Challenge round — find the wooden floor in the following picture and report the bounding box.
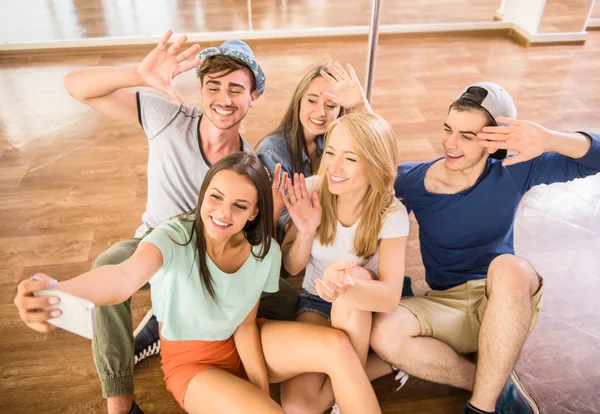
[0,0,501,44]
[1,31,600,413]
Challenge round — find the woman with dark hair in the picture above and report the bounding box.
[14,152,381,414]
[257,62,372,241]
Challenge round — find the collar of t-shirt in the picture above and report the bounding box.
[197,114,244,167]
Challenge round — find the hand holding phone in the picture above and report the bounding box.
[34,289,97,340]
[14,274,97,340]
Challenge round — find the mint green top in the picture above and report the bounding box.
[141,216,281,341]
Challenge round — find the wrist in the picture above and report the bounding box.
[132,66,149,88]
[543,129,560,153]
[297,230,316,239]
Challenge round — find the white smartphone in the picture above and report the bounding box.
[33,289,97,340]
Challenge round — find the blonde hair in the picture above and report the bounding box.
[316,113,398,258]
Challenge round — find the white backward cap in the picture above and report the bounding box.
[457,82,517,125]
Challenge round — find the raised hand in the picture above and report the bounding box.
[320,62,372,112]
[477,117,554,167]
[280,173,322,236]
[136,30,201,103]
[270,163,289,225]
[13,274,61,333]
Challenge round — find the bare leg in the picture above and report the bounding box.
[280,312,333,414]
[370,306,475,390]
[184,369,283,414]
[330,267,373,367]
[470,255,540,412]
[261,321,381,414]
[366,353,393,381]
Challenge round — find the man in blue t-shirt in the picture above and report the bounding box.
[369,82,600,414]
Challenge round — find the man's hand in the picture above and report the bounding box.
[477,117,554,167]
[136,30,201,103]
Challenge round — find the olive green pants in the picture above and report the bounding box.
[91,236,299,398]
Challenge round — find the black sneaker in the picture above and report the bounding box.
[129,401,144,414]
[134,309,160,364]
[495,370,540,414]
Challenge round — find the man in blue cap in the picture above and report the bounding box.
[60,30,297,414]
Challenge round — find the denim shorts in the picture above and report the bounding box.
[295,289,332,320]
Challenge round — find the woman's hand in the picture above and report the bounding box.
[13,274,61,333]
[315,261,356,302]
[320,62,372,113]
[270,163,289,225]
[280,173,322,237]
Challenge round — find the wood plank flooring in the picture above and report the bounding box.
[0,0,501,44]
[1,31,600,413]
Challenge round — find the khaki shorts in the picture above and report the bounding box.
[399,277,544,355]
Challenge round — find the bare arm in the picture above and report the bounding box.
[478,118,593,166]
[281,223,313,276]
[64,66,143,121]
[14,242,164,333]
[316,237,407,313]
[279,174,322,275]
[545,130,592,159]
[57,242,163,306]
[342,237,407,313]
[233,301,269,393]
[63,30,200,122]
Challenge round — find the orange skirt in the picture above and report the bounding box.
[160,318,266,409]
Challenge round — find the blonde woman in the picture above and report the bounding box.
[279,113,410,413]
[257,62,371,242]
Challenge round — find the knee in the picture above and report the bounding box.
[91,249,115,269]
[346,265,375,281]
[91,240,136,269]
[487,254,538,297]
[319,328,357,366]
[370,312,411,363]
[280,390,315,414]
[281,380,323,414]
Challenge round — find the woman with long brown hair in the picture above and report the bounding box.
[14,152,381,414]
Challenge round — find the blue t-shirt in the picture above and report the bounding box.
[141,216,281,340]
[395,132,600,290]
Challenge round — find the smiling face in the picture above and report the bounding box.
[299,76,341,140]
[200,68,258,131]
[442,109,490,172]
[320,124,369,197]
[200,169,259,241]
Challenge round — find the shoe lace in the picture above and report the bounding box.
[392,366,409,391]
[134,340,161,364]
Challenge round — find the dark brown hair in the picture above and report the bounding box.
[197,55,256,93]
[175,152,273,301]
[449,98,496,127]
[448,89,506,159]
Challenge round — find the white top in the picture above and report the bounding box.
[302,176,410,295]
